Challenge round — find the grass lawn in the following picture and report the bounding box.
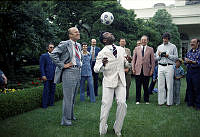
[0,78,199,137]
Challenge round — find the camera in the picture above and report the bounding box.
[161,52,166,57]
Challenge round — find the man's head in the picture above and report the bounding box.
[81,42,88,52]
[162,32,171,44]
[47,43,54,53]
[101,32,115,45]
[190,38,199,50]
[68,27,80,42]
[91,39,96,47]
[119,38,126,47]
[141,35,148,46]
[136,40,141,47]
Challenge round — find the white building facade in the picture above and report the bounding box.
[134,0,200,57]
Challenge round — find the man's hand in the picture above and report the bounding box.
[102,57,108,66]
[132,70,136,75]
[64,62,73,68]
[124,68,129,73]
[184,58,195,64]
[42,76,47,81]
[150,71,153,76]
[153,79,157,82]
[125,55,132,63]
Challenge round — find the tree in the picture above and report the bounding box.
[149,9,181,52]
[0,1,59,73]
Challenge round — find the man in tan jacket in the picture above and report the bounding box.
[119,38,132,100]
[132,35,155,104]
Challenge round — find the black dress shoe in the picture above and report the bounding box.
[72,117,77,121]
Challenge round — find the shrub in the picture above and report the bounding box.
[0,84,63,120]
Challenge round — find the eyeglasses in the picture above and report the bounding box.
[49,47,54,49]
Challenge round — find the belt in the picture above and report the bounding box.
[71,65,80,68]
[159,63,173,66]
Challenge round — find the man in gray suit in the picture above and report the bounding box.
[50,27,82,126]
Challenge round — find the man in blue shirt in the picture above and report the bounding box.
[87,39,101,96]
[185,38,200,110]
[39,43,56,108]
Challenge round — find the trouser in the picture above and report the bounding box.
[61,68,80,125]
[158,65,174,105]
[42,80,56,108]
[186,68,200,108]
[87,61,99,96]
[80,76,95,102]
[173,79,181,105]
[135,73,150,102]
[125,73,131,100]
[148,78,156,94]
[99,80,127,134]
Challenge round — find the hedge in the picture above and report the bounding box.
[0,84,63,120]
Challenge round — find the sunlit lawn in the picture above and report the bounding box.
[0,78,199,137]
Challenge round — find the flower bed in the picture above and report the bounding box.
[0,84,63,120]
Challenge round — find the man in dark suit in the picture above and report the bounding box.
[39,43,56,108]
[50,27,82,126]
[132,35,155,104]
[87,39,101,96]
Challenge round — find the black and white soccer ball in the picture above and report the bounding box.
[100,12,114,25]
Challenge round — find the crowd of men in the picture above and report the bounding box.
[37,27,200,137]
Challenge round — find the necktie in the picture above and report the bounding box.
[112,44,117,58]
[92,47,95,61]
[142,46,145,57]
[75,43,81,66]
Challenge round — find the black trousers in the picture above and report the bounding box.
[135,73,150,102]
[186,68,200,108]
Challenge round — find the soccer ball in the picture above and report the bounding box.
[100,12,114,25]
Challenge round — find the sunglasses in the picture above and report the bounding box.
[49,47,54,49]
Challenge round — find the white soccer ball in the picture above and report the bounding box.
[100,12,114,25]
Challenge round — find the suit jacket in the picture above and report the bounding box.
[94,45,129,88]
[50,40,81,83]
[87,46,101,61]
[132,46,155,76]
[124,47,132,75]
[39,53,56,80]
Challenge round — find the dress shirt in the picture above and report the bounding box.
[141,45,147,54]
[156,42,178,65]
[81,52,92,76]
[70,40,81,66]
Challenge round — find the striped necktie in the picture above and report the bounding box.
[75,43,81,66]
[112,44,117,58]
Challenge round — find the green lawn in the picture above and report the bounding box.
[0,78,200,137]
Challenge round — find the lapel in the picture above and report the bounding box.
[67,40,73,59]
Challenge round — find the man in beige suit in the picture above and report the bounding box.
[94,32,129,137]
[119,38,132,100]
[132,35,155,104]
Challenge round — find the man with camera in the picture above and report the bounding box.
[156,32,178,106]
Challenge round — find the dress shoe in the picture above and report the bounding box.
[61,121,72,126]
[136,102,140,104]
[72,117,77,121]
[116,132,122,137]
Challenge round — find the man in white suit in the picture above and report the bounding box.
[94,32,129,137]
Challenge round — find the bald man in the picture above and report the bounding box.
[50,27,82,126]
